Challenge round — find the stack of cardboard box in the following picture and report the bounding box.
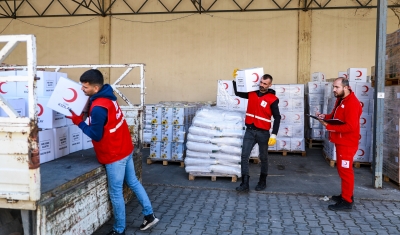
[0,71,92,164]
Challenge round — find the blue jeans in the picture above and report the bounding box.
[105,152,153,233]
[241,128,270,176]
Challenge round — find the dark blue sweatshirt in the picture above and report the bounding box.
[78,84,116,142]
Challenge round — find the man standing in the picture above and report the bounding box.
[66,69,159,234]
[316,77,362,211]
[233,74,281,192]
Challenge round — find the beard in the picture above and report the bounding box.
[259,86,267,93]
[334,90,344,98]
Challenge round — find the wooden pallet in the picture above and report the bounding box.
[188,172,237,182]
[372,77,400,87]
[383,175,400,187]
[143,143,151,148]
[269,150,306,157]
[306,138,323,149]
[146,157,184,167]
[249,157,260,164]
[323,152,371,168]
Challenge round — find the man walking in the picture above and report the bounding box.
[316,77,362,211]
[233,74,281,192]
[66,69,159,234]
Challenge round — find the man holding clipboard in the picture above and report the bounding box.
[315,77,362,212]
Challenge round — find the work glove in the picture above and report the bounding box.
[66,109,84,126]
[268,134,277,146]
[232,68,239,78]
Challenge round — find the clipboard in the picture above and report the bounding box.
[307,114,345,125]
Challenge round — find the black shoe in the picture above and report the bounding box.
[106,229,125,235]
[255,173,267,191]
[328,199,353,211]
[331,194,354,204]
[236,175,250,192]
[140,213,159,231]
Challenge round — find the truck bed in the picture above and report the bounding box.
[39,148,102,194]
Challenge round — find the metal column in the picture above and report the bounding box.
[373,0,387,188]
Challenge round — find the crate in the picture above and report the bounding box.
[188,172,237,182]
[146,157,184,167]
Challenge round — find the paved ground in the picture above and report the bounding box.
[93,147,400,235]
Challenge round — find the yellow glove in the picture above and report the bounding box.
[268,134,277,146]
[232,68,239,78]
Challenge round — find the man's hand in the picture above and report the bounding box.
[268,134,277,146]
[66,109,84,125]
[315,112,325,119]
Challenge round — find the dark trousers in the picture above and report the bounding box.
[240,128,270,176]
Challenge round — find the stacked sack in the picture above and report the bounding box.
[185,106,245,177]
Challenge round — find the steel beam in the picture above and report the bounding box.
[373,0,387,188]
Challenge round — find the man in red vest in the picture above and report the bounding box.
[233,74,281,192]
[66,69,159,235]
[316,77,362,211]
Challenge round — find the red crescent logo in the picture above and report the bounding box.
[223,83,228,90]
[284,101,288,107]
[363,85,369,92]
[356,70,362,77]
[297,141,301,147]
[37,103,44,116]
[235,98,240,105]
[359,134,362,140]
[285,128,289,135]
[360,102,364,107]
[283,141,286,146]
[360,118,366,124]
[322,74,325,80]
[0,82,7,94]
[63,88,78,103]
[296,87,301,93]
[282,114,286,120]
[358,149,365,156]
[252,73,259,82]
[313,84,317,88]
[296,114,300,120]
[344,74,348,78]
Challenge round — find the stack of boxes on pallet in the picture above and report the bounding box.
[322,68,374,163]
[306,72,326,140]
[0,70,93,164]
[383,85,400,184]
[146,102,200,161]
[271,83,305,151]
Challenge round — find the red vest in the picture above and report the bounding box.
[245,92,278,131]
[90,98,134,164]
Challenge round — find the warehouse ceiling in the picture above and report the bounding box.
[0,0,399,18]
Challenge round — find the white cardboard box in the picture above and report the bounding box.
[235,67,264,92]
[355,82,373,99]
[0,80,17,97]
[311,72,325,82]
[217,80,234,96]
[82,133,93,150]
[290,138,305,151]
[17,70,57,97]
[338,71,348,79]
[0,98,26,117]
[149,141,161,158]
[53,126,70,159]
[276,138,291,151]
[307,82,323,94]
[354,145,370,162]
[347,68,367,82]
[274,85,291,98]
[230,96,247,111]
[37,97,66,129]
[47,77,89,116]
[39,129,55,164]
[160,141,172,159]
[289,84,305,98]
[69,125,83,153]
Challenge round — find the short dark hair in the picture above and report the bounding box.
[262,74,273,81]
[336,77,349,87]
[80,69,104,86]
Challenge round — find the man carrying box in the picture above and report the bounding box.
[66,69,159,234]
[233,73,281,192]
[316,77,362,212]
